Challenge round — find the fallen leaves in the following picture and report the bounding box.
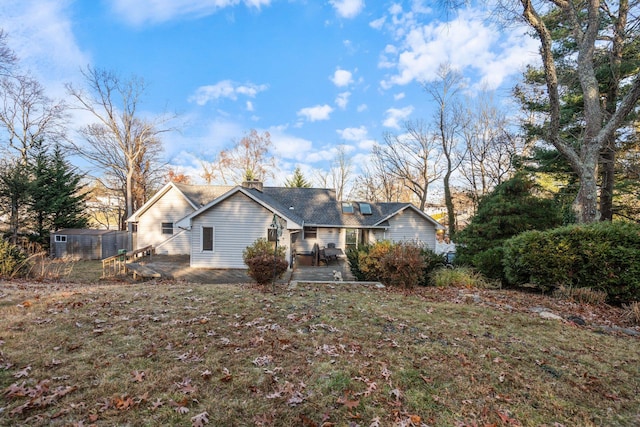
[131,370,145,382]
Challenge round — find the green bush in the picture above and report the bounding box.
[503,221,640,304]
[419,248,447,286]
[243,238,288,285]
[346,245,369,281]
[456,173,564,282]
[0,240,28,278]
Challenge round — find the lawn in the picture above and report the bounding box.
[1,278,638,426]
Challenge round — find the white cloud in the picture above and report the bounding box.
[394,92,405,100]
[370,16,386,30]
[335,91,351,109]
[379,7,538,90]
[1,0,90,90]
[337,126,367,141]
[357,104,368,112]
[358,139,376,150]
[331,68,354,87]
[297,104,334,122]
[246,101,254,111]
[189,80,268,105]
[110,0,272,26]
[383,106,414,128]
[329,0,365,19]
[268,126,314,161]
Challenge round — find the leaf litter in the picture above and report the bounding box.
[0,280,638,426]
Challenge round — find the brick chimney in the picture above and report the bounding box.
[241,180,263,192]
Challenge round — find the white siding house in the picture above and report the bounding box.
[127,182,443,269]
[373,207,438,251]
[130,185,196,255]
[189,192,287,268]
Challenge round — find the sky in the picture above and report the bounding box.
[0,0,540,187]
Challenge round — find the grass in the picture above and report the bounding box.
[1,279,639,426]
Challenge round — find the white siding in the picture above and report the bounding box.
[374,209,437,250]
[136,186,194,254]
[294,227,341,253]
[190,192,278,268]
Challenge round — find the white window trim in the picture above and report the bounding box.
[55,235,67,243]
[200,225,215,253]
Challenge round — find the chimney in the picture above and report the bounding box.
[241,180,263,192]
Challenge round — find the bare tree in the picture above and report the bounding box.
[201,129,276,184]
[351,152,406,202]
[0,29,17,78]
[512,0,640,222]
[66,66,172,229]
[459,89,522,208]
[330,145,353,200]
[423,64,465,234]
[0,73,68,163]
[374,120,443,210]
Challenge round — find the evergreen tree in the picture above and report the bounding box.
[0,158,30,243]
[456,173,564,281]
[284,166,312,188]
[28,142,89,245]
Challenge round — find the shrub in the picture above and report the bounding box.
[430,267,492,288]
[379,242,425,288]
[419,248,447,286]
[346,245,368,281]
[358,240,393,282]
[0,239,28,278]
[503,221,640,304]
[243,238,288,285]
[456,173,564,282]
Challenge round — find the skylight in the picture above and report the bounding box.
[342,202,354,214]
[359,203,372,215]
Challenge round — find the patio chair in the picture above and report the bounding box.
[318,248,329,266]
[327,242,336,249]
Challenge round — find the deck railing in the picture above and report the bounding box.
[101,245,154,278]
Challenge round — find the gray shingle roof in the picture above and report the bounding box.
[171,183,430,228]
[173,183,234,207]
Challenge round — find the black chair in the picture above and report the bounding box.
[327,242,336,249]
[318,248,329,266]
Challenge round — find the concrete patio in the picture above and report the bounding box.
[138,254,355,284]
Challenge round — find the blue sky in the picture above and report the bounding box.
[1,0,539,186]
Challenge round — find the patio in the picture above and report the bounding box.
[138,254,355,284]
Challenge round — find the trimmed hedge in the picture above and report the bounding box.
[503,221,640,304]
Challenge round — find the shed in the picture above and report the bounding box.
[50,229,130,260]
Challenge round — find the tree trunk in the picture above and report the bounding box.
[599,142,615,221]
[574,152,600,223]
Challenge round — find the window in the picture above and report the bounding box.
[162,222,173,235]
[342,202,354,214]
[304,226,317,239]
[55,235,67,243]
[359,203,372,215]
[202,226,214,251]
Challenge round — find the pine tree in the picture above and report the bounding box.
[284,167,312,188]
[29,142,89,244]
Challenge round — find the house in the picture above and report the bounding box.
[50,229,129,260]
[126,180,444,269]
